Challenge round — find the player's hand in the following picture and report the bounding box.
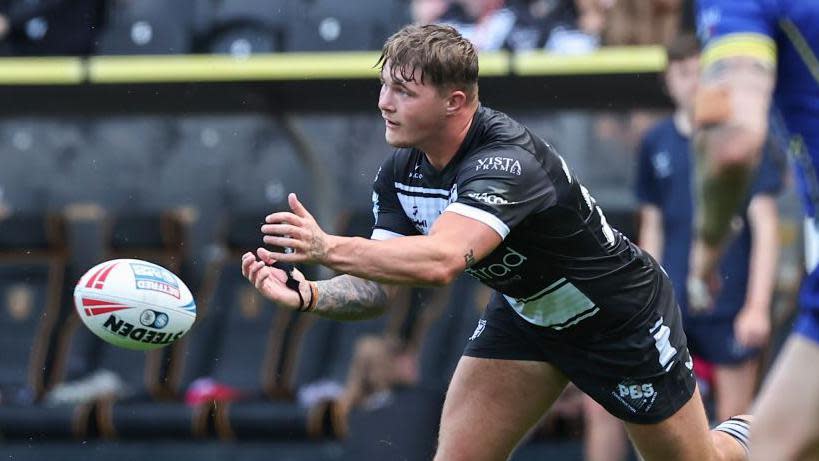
[261,193,331,264]
[734,305,770,349]
[687,240,722,313]
[241,248,311,310]
[0,15,9,40]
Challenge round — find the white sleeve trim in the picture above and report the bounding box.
[371,228,405,240]
[444,203,510,239]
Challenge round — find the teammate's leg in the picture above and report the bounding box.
[625,387,748,461]
[583,395,629,461]
[751,335,819,461]
[433,356,569,461]
[713,359,759,421]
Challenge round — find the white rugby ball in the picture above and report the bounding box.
[73,259,196,351]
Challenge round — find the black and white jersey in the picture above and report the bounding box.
[371,106,660,335]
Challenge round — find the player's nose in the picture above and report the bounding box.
[378,88,395,113]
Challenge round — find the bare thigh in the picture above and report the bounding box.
[625,386,745,461]
[434,356,569,461]
[713,359,759,421]
[752,335,819,461]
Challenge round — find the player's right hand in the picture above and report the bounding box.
[241,249,310,310]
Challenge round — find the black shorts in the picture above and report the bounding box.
[463,272,696,424]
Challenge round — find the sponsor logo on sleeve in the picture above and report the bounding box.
[467,192,508,205]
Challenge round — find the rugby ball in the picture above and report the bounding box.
[73,259,196,351]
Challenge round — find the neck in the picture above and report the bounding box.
[421,104,478,170]
[673,109,693,137]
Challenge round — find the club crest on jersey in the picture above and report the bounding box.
[476,156,522,175]
[696,6,720,42]
[130,263,180,299]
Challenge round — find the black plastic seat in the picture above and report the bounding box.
[97,0,194,54]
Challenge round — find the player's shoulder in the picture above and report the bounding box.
[643,117,677,142]
[458,106,556,178]
[477,106,529,144]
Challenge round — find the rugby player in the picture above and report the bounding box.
[243,24,750,461]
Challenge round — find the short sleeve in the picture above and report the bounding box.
[371,154,419,240]
[749,141,784,197]
[445,147,555,239]
[635,133,662,207]
[696,0,777,70]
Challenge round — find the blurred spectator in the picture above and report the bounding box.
[330,285,460,414]
[336,334,419,412]
[637,33,781,421]
[576,0,684,46]
[573,0,608,39]
[0,0,106,56]
[582,33,783,461]
[411,0,451,25]
[433,0,594,53]
[438,0,518,51]
[510,0,597,53]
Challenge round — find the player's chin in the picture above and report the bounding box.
[384,134,412,148]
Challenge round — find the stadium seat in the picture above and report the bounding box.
[331,115,390,213]
[197,20,282,55]
[97,0,194,54]
[222,127,311,217]
[417,276,485,391]
[0,120,83,213]
[341,387,444,460]
[83,117,176,212]
[204,0,291,29]
[95,398,214,439]
[285,0,408,51]
[214,399,332,440]
[0,213,90,439]
[0,404,94,440]
[194,0,289,54]
[0,213,67,402]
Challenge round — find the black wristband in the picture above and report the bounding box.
[272,260,307,311]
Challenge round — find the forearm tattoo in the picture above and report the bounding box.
[464,248,476,268]
[696,165,752,246]
[314,275,390,320]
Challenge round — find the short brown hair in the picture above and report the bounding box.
[377,24,479,101]
[666,33,701,63]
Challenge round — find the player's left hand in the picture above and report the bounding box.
[261,193,331,264]
[734,305,771,349]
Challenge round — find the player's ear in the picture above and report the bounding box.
[445,90,467,115]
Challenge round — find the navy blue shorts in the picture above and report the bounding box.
[683,315,760,365]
